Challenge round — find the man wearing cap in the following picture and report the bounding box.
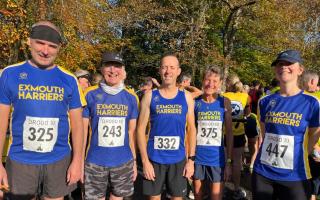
[74,69,91,91]
[137,53,196,200]
[82,52,139,200]
[0,21,86,199]
[252,50,320,200]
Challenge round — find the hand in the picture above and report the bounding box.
[133,161,138,182]
[142,160,155,181]
[224,164,232,182]
[80,161,85,184]
[0,164,8,191]
[183,160,194,179]
[67,159,82,185]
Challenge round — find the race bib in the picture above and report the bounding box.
[260,133,294,170]
[197,121,222,146]
[154,136,180,150]
[98,117,125,147]
[23,116,59,153]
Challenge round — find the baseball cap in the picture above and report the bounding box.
[271,50,303,66]
[101,52,124,66]
[74,69,90,80]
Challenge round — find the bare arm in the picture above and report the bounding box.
[136,91,155,180]
[184,85,203,99]
[128,119,137,181]
[308,127,320,154]
[224,98,233,160]
[0,104,10,188]
[183,91,196,178]
[67,108,84,185]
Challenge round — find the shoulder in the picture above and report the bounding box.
[56,66,79,82]
[2,61,27,74]
[84,85,99,97]
[124,88,139,104]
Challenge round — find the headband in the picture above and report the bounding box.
[30,25,62,45]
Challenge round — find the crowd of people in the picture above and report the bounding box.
[0,20,320,200]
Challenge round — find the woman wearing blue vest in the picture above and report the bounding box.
[193,66,233,200]
[252,50,320,200]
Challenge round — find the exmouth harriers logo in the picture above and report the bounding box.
[19,72,28,79]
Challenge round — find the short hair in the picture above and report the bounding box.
[300,70,319,89]
[160,52,180,67]
[252,80,261,87]
[178,73,192,84]
[233,81,243,92]
[202,66,222,81]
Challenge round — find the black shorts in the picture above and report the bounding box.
[245,115,260,138]
[234,134,246,148]
[224,134,246,148]
[194,164,224,183]
[251,172,311,200]
[143,159,187,197]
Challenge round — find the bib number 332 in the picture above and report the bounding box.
[154,136,180,150]
[23,116,59,153]
[260,133,294,170]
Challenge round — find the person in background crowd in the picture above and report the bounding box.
[178,72,203,99]
[75,69,91,91]
[223,77,250,200]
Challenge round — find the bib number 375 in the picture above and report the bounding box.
[23,116,59,153]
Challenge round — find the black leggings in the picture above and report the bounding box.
[251,172,311,200]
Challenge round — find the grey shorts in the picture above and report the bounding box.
[84,160,134,199]
[194,164,224,183]
[5,155,76,200]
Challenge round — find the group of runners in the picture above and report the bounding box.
[0,20,320,200]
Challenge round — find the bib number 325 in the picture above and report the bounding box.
[23,116,59,153]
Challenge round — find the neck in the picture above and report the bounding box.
[279,81,301,96]
[28,59,55,70]
[203,93,218,103]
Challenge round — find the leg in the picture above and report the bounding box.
[149,195,161,200]
[232,146,244,191]
[277,179,311,200]
[43,155,78,199]
[251,172,274,200]
[5,157,39,200]
[167,160,188,198]
[110,160,134,199]
[248,137,258,168]
[83,162,109,200]
[210,182,223,200]
[193,179,203,200]
[143,161,166,198]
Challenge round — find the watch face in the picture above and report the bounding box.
[189,156,195,161]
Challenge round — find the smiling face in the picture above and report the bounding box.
[274,60,303,84]
[159,56,181,86]
[101,62,125,87]
[28,38,61,68]
[202,72,222,96]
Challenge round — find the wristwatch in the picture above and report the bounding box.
[188,156,196,161]
[226,158,232,165]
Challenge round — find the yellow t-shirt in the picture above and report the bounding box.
[222,92,249,136]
